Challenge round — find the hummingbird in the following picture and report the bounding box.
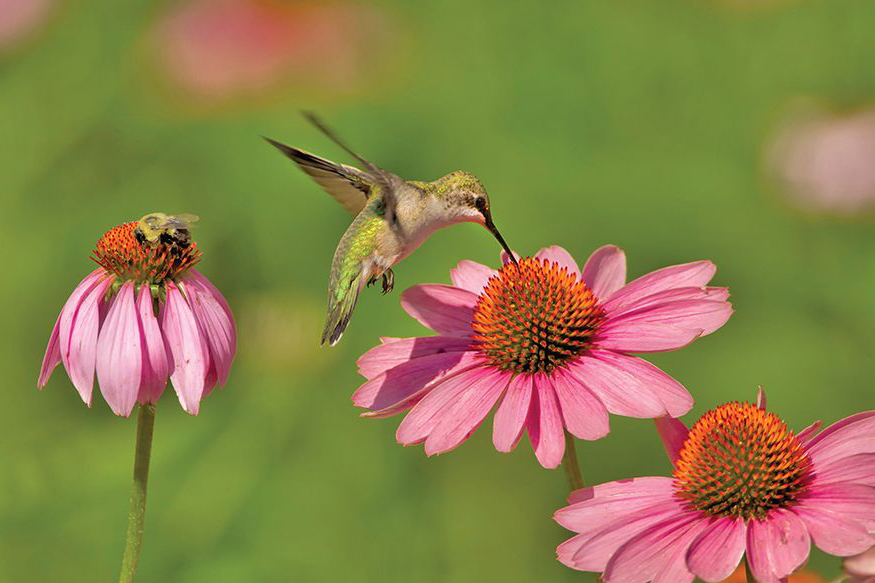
[265,113,516,346]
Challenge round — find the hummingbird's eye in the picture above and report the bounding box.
[474,196,486,211]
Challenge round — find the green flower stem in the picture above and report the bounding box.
[118,403,156,583]
[562,431,585,491]
[744,556,756,583]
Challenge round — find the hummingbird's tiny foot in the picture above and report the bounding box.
[381,269,395,294]
[366,275,378,288]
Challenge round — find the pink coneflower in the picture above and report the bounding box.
[353,245,731,468]
[555,391,875,583]
[38,219,236,416]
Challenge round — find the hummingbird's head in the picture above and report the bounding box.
[434,171,516,262]
[435,171,491,223]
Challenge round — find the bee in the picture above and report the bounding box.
[134,212,199,248]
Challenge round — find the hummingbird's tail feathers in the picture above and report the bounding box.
[321,273,364,346]
[264,136,372,215]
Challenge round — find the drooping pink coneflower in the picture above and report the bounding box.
[555,390,875,583]
[353,245,732,468]
[38,219,236,416]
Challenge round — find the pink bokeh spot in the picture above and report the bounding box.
[769,108,875,215]
[153,0,382,99]
[352,244,732,469]
[0,0,52,50]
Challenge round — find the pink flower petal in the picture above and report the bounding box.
[357,336,471,379]
[96,282,142,417]
[60,273,112,406]
[557,477,676,528]
[796,420,823,444]
[802,483,875,530]
[602,511,706,583]
[807,412,875,468]
[598,299,732,352]
[395,366,491,445]
[654,416,689,466]
[757,385,767,410]
[423,368,511,456]
[183,272,234,397]
[844,547,875,578]
[492,374,533,452]
[449,260,497,295]
[608,286,729,314]
[746,509,810,583]
[603,260,717,314]
[566,355,662,419]
[582,245,626,301]
[534,245,580,277]
[400,284,477,336]
[794,505,875,557]
[794,483,875,555]
[653,524,712,583]
[161,281,209,415]
[685,516,746,582]
[572,351,693,418]
[557,498,685,573]
[595,323,703,353]
[526,375,565,469]
[598,354,692,417]
[186,269,235,328]
[352,350,480,413]
[814,453,875,487]
[136,285,169,403]
[551,368,609,441]
[57,270,107,365]
[806,411,875,448]
[38,313,61,388]
[500,249,520,265]
[183,278,236,387]
[203,360,219,398]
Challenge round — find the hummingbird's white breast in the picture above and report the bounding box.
[390,189,460,263]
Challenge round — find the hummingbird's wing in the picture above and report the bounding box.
[300,112,399,232]
[264,138,372,215]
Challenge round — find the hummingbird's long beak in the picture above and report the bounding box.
[483,212,518,265]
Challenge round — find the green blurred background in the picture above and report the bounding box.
[3,0,875,581]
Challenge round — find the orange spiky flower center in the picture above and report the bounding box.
[92,222,200,285]
[471,257,605,374]
[673,401,813,520]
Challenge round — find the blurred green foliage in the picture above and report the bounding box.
[3,0,875,581]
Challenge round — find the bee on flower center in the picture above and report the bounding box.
[134,212,199,249]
